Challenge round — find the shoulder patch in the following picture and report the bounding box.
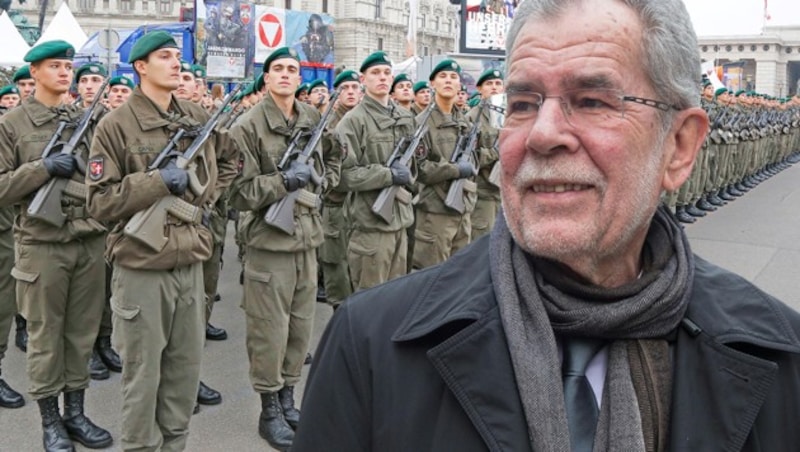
[88,157,104,181]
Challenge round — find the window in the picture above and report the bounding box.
[436,48,442,55]
[423,46,429,56]
[375,0,383,19]
[322,0,328,13]
[102,0,108,10]
[120,0,132,11]
[377,37,384,51]
[434,16,439,31]
[77,0,95,11]
[159,0,171,14]
[143,0,149,11]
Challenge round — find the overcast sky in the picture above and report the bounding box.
[683,0,800,36]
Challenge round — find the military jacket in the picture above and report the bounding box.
[87,88,231,270]
[229,92,337,253]
[466,103,500,201]
[322,102,353,205]
[0,96,105,244]
[416,103,476,215]
[336,95,416,232]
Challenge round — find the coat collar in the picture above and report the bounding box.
[127,87,192,132]
[258,92,318,137]
[22,96,76,127]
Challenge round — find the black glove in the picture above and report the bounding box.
[42,153,76,178]
[389,160,411,186]
[159,160,189,196]
[282,160,312,191]
[456,161,476,179]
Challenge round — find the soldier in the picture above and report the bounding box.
[228,46,340,450]
[335,52,416,291]
[192,64,207,104]
[75,62,107,109]
[13,65,35,101]
[86,31,235,450]
[467,68,504,240]
[0,86,21,109]
[175,61,197,101]
[456,83,469,113]
[307,78,329,112]
[390,73,414,110]
[412,59,476,270]
[295,82,310,103]
[411,80,431,114]
[0,40,113,450]
[319,69,360,309]
[107,76,134,109]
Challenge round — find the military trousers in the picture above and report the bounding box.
[111,263,205,452]
[243,247,316,393]
[203,242,223,323]
[12,236,105,400]
[98,262,113,338]
[412,210,471,270]
[319,204,352,306]
[0,229,14,372]
[347,229,407,293]
[471,197,499,241]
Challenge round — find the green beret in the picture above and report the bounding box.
[191,64,206,79]
[295,82,310,97]
[469,91,480,100]
[477,69,503,86]
[254,73,265,92]
[179,61,194,74]
[263,47,299,72]
[0,85,20,98]
[413,81,430,94]
[390,73,411,93]
[75,63,107,80]
[734,90,745,97]
[702,80,712,87]
[12,65,31,82]
[360,51,392,73]
[714,87,728,97]
[109,76,134,89]
[128,31,179,64]
[429,59,461,81]
[24,40,75,63]
[459,84,468,93]
[308,79,327,92]
[241,82,255,97]
[467,97,481,108]
[334,70,359,89]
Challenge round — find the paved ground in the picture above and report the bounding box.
[1,161,799,451]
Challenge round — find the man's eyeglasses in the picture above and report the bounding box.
[489,88,681,129]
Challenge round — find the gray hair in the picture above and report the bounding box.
[506,0,701,112]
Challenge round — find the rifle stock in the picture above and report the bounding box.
[444,102,485,213]
[27,81,109,227]
[370,101,436,223]
[123,84,242,251]
[264,89,341,234]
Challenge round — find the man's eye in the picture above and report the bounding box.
[508,99,538,115]
[572,94,615,110]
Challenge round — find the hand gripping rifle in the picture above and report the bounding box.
[123,84,241,252]
[264,88,341,235]
[371,100,436,224]
[444,101,486,214]
[28,79,109,227]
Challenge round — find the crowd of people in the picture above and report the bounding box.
[1,0,800,450]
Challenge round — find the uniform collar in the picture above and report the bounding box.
[127,87,189,132]
[22,96,75,127]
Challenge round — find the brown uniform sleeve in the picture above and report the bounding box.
[0,120,52,208]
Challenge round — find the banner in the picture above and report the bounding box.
[460,0,520,55]
[254,6,334,68]
[197,0,255,79]
[701,60,725,91]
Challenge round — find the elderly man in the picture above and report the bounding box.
[294,0,800,451]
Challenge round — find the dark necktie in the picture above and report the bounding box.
[562,337,605,452]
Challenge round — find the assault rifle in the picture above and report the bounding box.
[370,100,435,223]
[123,84,241,252]
[444,101,485,214]
[28,79,109,227]
[264,88,341,235]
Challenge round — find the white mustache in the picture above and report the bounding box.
[512,157,603,188]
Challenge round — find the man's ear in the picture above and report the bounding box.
[662,107,709,192]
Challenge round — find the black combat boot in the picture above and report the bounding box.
[36,396,74,452]
[88,350,109,381]
[14,314,27,352]
[205,323,228,341]
[258,392,294,450]
[0,377,24,408]
[674,206,696,224]
[718,188,736,201]
[197,381,222,405]
[684,204,706,218]
[707,193,726,206]
[278,386,300,430]
[727,185,744,197]
[94,336,122,373]
[696,197,716,212]
[62,389,113,449]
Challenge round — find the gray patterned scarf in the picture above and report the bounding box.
[490,205,693,451]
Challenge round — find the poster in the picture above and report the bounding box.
[196,0,255,79]
[254,6,335,68]
[460,0,523,55]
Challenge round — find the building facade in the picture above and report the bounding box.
[15,0,458,72]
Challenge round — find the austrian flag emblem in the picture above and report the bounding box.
[88,157,104,181]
